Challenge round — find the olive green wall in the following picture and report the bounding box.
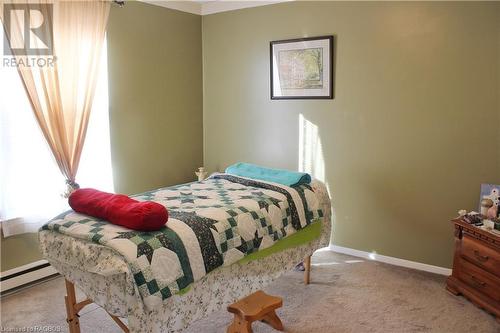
[1,234,43,272]
[202,2,500,268]
[108,2,203,195]
[1,2,203,272]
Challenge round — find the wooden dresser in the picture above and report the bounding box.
[446,218,500,319]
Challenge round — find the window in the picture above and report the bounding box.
[0,34,113,236]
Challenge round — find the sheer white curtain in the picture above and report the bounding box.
[0,35,114,236]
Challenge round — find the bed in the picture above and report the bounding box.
[39,173,332,333]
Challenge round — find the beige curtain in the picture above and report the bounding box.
[3,1,110,194]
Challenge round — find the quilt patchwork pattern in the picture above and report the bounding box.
[42,174,323,309]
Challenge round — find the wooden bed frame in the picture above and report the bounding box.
[64,255,312,333]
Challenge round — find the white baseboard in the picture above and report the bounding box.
[329,244,452,276]
[0,247,450,293]
[1,260,58,293]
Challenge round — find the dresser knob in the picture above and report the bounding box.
[473,250,489,262]
[470,275,486,287]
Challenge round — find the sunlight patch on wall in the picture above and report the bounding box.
[298,113,335,244]
[298,114,325,182]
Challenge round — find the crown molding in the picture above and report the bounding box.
[140,1,202,15]
[139,1,292,16]
[201,1,292,15]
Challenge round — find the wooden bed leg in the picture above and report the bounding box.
[107,312,130,333]
[304,255,311,285]
[65,279,81,333]
[63,279,129,333]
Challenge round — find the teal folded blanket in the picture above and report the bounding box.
[225,163,311,187]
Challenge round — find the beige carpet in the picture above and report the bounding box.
[1,250,498,332]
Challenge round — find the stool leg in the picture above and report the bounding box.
[227,314,253,333]
[261,310,284,331]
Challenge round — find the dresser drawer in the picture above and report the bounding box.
[461,235,500,277]
[457,258,500,302]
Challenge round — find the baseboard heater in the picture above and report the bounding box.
[1,260,59,294]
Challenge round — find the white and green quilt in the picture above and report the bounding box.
[41,174,323,309]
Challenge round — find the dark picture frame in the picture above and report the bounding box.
[270,35,334,100]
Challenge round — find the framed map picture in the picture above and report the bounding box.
[270,35,333,99]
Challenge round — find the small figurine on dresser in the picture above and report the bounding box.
[458,184,500,234]
[482,184,499,203]
[480,184,500,219]
[480,198,494,216]
[195,167,208,181]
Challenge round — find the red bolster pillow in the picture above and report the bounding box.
[68,188,168,231]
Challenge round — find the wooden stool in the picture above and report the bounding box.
[227,290,284,333]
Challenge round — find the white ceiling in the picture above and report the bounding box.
[140,0,291,16]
